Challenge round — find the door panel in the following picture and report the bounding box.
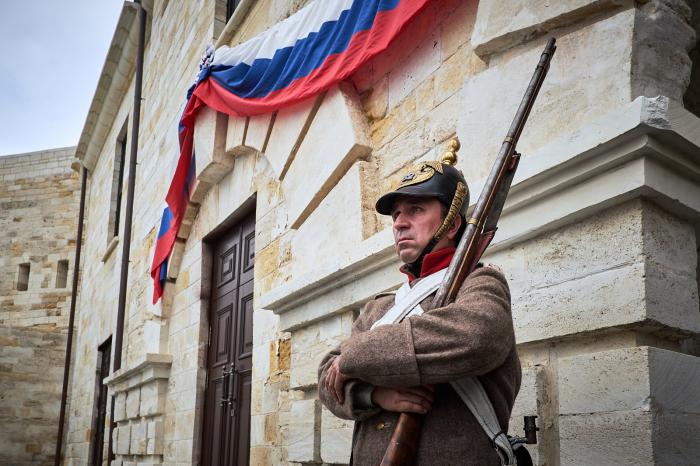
[236,282,254,360]
[233,373,252,466]
[203,375,228,466]
[240,229,255,285]
[202,212,255,466]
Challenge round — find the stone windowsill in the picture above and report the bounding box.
[102,235,120,262]
[104,352,172,393]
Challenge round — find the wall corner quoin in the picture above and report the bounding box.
[103,352,172,462]
[631,0,697,102]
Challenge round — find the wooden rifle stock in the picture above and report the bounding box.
[379,412,422,466]
[380,38,557,466]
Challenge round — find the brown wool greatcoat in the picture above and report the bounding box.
[318,265,521,465]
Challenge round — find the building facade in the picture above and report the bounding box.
[0,147,80,465]
[61,0,700,465]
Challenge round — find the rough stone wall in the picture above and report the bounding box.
[0,147,80,465]
[64,0,700,465]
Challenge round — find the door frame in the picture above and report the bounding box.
[196,196,256,465]
[89,336,112,466]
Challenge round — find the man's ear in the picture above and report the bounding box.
[446,215,462,241]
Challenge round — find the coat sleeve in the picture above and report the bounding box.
[338,266,514,387]
[317,297,391,420]
[318,348,382,421]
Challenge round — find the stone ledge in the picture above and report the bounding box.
[486,96,700,253]
[76,3,139,171]
[105,353,172,393]
[259,228,401,331]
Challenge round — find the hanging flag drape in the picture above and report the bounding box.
[151,0,432,303]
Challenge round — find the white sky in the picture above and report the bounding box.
[0,1,124,156]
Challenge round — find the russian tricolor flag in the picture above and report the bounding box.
[151,0,431,302]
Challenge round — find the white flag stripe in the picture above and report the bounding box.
[212,0,355,67]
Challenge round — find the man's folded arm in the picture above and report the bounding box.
[338,266,514,387]
[317,297,393,420]
[318,349,381,420]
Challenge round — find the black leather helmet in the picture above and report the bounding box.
[375,161,469,216]
[375,139,469,244]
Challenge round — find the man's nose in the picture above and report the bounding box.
[393,212,409,229]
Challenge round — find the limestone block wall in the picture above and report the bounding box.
[63,81,135,465]
[488,199,700,464]
[63,0,235,465]
[255,0,700,464]
[64,0,700,465]
[0,147,80,466]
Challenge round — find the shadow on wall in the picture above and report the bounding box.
[683,3,700,117]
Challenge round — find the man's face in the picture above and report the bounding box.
[391,196,444,264]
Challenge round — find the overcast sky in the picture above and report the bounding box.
[0,1,124,156]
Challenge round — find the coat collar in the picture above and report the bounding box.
[401,247,455,283]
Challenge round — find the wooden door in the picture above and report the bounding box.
[202,213,255,466]
[91,337,111,466]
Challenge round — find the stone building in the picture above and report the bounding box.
[0,147,81,465]
[59,0,700,465]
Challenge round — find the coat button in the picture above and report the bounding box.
[376,422,385,430]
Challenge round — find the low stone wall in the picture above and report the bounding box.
[0,326,67,466]
[106,354,171,465]
[0,147,79,465]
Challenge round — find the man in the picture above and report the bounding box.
[318,149,521,465]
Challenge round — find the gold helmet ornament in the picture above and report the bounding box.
[376,139,469,272]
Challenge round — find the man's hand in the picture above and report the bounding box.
[371,385,435,414]
[325,357,349,403]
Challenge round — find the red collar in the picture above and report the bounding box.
[401,247,455,283]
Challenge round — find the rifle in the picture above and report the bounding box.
[380,37,557,466]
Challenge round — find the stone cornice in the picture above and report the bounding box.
[215,0,257,48]
[75,3,139,172]
[492,96,700,251]
[260,97,700,331]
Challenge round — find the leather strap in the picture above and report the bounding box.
[451,377,516,465]
[370,269,446,330]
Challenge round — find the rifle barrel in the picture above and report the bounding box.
[435,37,556,306]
